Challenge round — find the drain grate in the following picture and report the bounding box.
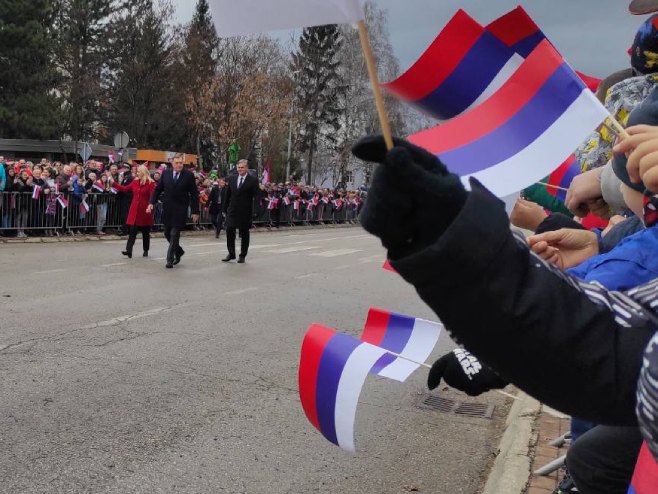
[418,394,494,419]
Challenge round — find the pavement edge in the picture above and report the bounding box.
[482,392,541,494]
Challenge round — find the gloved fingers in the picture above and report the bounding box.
[385,148,461,198]
[427,354,451,390]
[353,135,447,175]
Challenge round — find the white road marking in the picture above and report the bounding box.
[101,262,127,267]
[333,265,352,271]
[187,243,222,248]
[358,254,384,263]
[192,251,216,256]
[294,273,320,280]
[248,244,282,249]
[79,306,174,329]
[310,249,364,258]
[32,269,66,275]
[224,287,259,296]
[265,245,321,254]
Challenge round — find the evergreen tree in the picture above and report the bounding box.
[0,0,61,139]
[105,0,187,150]
[54,0,114,142]
[291,25,344,184]
[182,0,219,168]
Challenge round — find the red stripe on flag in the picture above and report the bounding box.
[383,10,483,101]
[298,324,336,431]
[360,308,392,347]
[547,154,577,197]
[409,40,563,155]
[485,6,538,47]
[630,443,658,494]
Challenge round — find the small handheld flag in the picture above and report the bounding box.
[80,199,90,213]
[57,195,69,209]
[32,185,41,200]
[299,324,388,452]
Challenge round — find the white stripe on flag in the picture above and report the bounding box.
[461,89,609,197]
[209,0,364,38]
[334,342,387,452]
[377,318,443,382]
[461,55,524,116]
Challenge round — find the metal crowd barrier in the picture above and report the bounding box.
[0,191,361,236]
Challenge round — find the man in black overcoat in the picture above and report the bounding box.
[148,153,199,269]
[222,160,258,263]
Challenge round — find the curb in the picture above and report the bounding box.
[482,392,541,494]
[0,223,360,244]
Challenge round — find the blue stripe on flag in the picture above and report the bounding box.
[378,313,415,354]
[416,32,513,120]
[511,31,546,57]
[370,353,397,374]
[441,63,585,176]
[315,333,362,445]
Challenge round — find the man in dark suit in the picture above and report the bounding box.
[207,177,227,239]
[148,153,199,269]
[223,159,258,263]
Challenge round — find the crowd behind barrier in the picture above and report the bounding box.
[0,158,364,237]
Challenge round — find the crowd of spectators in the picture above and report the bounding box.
[0,157,364,238]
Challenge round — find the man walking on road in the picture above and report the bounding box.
[223,159,258,263]
[148,153,199,269]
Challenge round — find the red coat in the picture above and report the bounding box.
[112,180,156,226]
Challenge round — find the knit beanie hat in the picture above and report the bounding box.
[631,15,658,74]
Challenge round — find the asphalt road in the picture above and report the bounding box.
[0,227,510,494]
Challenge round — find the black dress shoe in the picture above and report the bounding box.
[237,256,246,264]
[222,255,236,262]
[143,251,148,257]
[165,262,173,269]
[173,250,185,265]
[122,251,132,259]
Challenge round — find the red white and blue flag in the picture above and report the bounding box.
[628,443,658,494]
[92,181,105,192]
[109,186,118,194]
[261,162,271,185]
[267,197,278,210]
[299,324,388,452]
[486,7,601,91]
[80,199,90,213]
[384,7,601,121]
[360,308,442,382]
[409,41,609,197]
[57,195,69,209]
[282,196,291,206]
[32,185,41,200]
[108,150,116,163]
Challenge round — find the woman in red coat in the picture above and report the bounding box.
[110,165,156,258]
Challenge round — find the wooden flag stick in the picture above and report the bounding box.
[357,20,394,150]
[605,116,630,139]
[537,181,569,192]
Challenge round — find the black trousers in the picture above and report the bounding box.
[566,425,643,494]
[164,225,183,263]
[226,227,249,257]
[126,225,151,254]
[211,210,224,235]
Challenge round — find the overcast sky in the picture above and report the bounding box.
[172,1,648,77]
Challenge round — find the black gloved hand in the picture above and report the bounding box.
[427,349,508,396]
[352,135,467,259]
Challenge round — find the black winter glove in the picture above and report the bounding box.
[352,135,468,260]
[427,349,508,396]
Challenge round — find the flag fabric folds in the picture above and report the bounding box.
[261,162,271,185]
[299,324,388,452]
[383,7,601,121]
[360,308,442,382]
[383,10,523,120]
[546,154,581,202]
[409,41,609,197]
[209,0,364,38]
[57,195,69,209]
[32,185,41,200]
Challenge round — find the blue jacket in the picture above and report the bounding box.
[0,164,6,191]
[568,224,658,291]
